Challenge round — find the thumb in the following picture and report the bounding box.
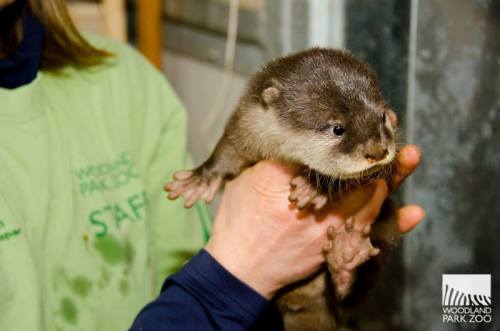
[251,160,298,185]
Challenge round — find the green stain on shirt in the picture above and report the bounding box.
[93,235,125,264]
[71,276,92,297]
[98,268,111,289]
[119,278,130,296]
[93,235,135,266]
[61,297,78,324]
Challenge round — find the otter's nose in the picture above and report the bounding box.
[365,148,388,163]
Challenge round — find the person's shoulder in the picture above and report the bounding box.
[83,34,182,107]
[42,33,158,86]
[83,33,158,77]
[41,34,183,120]
[82,34,184,114]
[43,33,171,100]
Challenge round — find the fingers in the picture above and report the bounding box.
[390,145,421,191]
[396,204,425,234]
[354,180,388,226]
[173,170,194,180]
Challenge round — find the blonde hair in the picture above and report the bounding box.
[1,0,111,70]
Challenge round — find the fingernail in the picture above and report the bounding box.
[405,145,421,160]
[415,206,426,220]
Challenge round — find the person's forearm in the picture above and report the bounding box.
[130,249,272,331]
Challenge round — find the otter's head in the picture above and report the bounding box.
[253,48,397,179]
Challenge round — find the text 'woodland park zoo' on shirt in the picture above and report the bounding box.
[0,35,211,331]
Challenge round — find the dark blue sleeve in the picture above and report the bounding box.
[130,249,281,331]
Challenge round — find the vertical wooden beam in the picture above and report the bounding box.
[136,0,163,69]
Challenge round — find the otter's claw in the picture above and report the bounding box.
[289,175,328,211]
[324,217,380,299]
[164,170,222,208]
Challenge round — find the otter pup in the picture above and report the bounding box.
[165,48,400,330]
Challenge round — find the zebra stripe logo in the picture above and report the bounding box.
[442,274,491,306]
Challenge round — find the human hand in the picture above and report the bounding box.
[386,114,425,233]
[206,161,338,299]
[390,144,425,233]
[330,144,425,233]
[205,145,424,299]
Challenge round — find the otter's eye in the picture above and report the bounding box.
[332,125,344,136]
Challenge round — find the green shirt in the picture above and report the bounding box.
[0,36,210,330]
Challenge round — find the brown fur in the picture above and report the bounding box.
[165,48,401,330]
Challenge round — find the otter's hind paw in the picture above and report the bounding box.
[323,217,380,299]
[164,170,222,208]
[289,175,328,211]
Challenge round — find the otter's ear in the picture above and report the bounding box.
[261,86,280,108]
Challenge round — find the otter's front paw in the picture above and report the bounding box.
[289,175,328,211]
[323,216,380,299]
[164,170,222,208]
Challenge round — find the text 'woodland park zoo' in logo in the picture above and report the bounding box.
[442,274,492,324]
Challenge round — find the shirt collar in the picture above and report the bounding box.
[0,0,45,89]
